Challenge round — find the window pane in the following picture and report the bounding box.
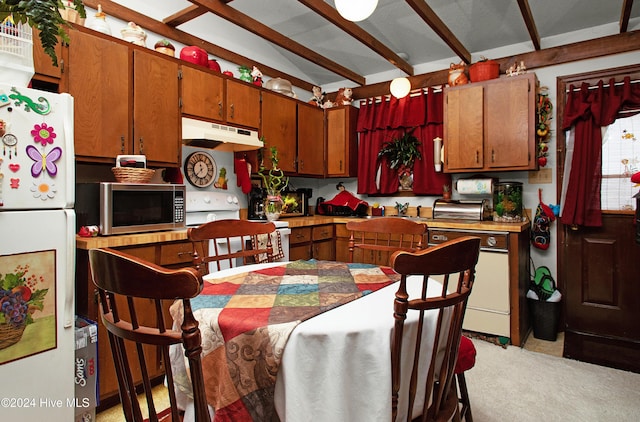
[601,114,639,211]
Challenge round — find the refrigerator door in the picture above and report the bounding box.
[0,84,74,210]
[0,209,75,421]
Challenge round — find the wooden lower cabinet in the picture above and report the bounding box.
[76,240,196,408]
[289,225,335,261]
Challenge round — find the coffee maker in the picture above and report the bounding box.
[248,186,266,220]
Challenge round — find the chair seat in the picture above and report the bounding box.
[455,335,476,374]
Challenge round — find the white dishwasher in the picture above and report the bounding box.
[429,228,511,338]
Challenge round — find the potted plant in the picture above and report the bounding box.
[258,144,289,221]
[0,0,86,67]
[377,128,422,190]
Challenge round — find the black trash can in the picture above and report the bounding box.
[528,298,560,341]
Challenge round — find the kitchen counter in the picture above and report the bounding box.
[76,229,189,250]
[289,215,529,233]
[76,215,529,250]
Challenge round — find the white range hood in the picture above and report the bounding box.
[182,117,262,152]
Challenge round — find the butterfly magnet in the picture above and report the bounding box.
[26,145,62,177]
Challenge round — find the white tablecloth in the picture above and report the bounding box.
[177,262,446,422]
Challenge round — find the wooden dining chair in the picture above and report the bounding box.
[390,236,481,422]
[89,247,211,422]
[346,217,427,264]
[187,219,277,275]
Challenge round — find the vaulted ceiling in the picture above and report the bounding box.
[82,0,639,98]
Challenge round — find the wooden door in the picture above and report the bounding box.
[562,216,640,371]
[485,75,532,169]
[68,29,131,160]
[444,85,484,171]
[226,79,260,129]
[261,91,297,172]
[558,66,640,373]
[133,49,180,166]
[297,103,325,176]
[181,65,224,121]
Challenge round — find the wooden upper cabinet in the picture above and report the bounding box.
[180,65,224,121]
[444,85,484,170]
[32,30,62,81]
[326,106,358,177]
[261,90,297,173]
[226,79,260,129]
[132,49,180,166]
[484,76,534,169]
[444,73,538,173]
[67,29,131,160]
[297,103,325,176]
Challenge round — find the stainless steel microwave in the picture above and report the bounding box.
[76,183,186,235]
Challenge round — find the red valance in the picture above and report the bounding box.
[356,89,450,195]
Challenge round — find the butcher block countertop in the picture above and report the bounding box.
[77,215,528,250]
[76,229,189,250]
[286,215,529,232]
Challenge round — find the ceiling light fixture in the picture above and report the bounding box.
[335,0,378,22]
[390,77,411,99]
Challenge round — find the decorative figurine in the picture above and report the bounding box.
[309,85,325,108]
[238,66,252,83]
[448,61,469,86]
[154,39,175,57]
[251,66,263,86]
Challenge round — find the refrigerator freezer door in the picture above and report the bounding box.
[0,84,74,210]
[0,209,75,421]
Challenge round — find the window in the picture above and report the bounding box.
[601,113,639,211]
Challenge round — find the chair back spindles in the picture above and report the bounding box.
[89,247,211,422]
[188,219,277,275]
[390,236,480,422]
[346,217,427,264]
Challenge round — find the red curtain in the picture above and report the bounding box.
[356,88,451,195]
[561,77,640,226]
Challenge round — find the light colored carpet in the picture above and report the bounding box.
[467,338,640,421]
[98,337,640,421]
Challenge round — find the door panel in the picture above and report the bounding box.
[562,215,640,371]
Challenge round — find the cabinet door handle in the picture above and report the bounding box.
[120,136,125,153]
[230,104,235,119]
[491,149,495,163]
[218,101,223,118]
[139,137,144,154]
[476,151,479,164]
[177,251,193,257]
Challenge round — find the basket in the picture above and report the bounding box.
[0,323,26,350]
[469,60,500,82]
[112,167,155,183]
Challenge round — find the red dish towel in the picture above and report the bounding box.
[234,157,252,194]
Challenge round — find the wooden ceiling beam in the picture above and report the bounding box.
[163,5,206,27]
[350,30,640,100]
[620,0,634,32]
[81,0,316,92]
[298,0,414,76]
[189,0,366,85]
[404,0,471,64]
[517,0,541,50]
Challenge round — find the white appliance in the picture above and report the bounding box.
[0,84,76,421]
[185,190,290,272]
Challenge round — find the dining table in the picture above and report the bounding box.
[169,259,449,422]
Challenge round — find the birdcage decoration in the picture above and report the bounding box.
[0,15,34,87]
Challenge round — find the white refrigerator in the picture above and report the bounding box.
[0,84,76,421]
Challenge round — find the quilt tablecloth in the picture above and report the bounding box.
[170,259,400,422]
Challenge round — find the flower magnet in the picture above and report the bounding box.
[31,123,57,146]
